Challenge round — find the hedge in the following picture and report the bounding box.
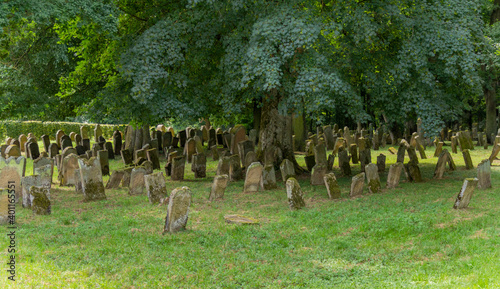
[0,121,128,141]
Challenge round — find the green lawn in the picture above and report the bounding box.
[1,144,499,288]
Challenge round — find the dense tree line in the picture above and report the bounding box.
[1,0,499,144]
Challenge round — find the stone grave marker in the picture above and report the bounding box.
[477,159,491,189]
[453,178,478,209]
[365,163,381,194]
[171,156,186,181]
[78,157,106,201]
[97,150,110,176]
[386,162,403,189]
[209,175,229,201]
[192,153,207,178]
[280,159,295,182]
[377,154,386,173]
[350,173,365,197]
[462,149,474,170]
[324,173,341,199]
[30,186,51,215]
[146,148,161,170]
[164,187,192,233]
[129,167,146,195]
[243,162,263,193]
[404,160,422,182]
[286,178,305,210]
[106,170,125,189]
[229,154,243,181]
[144,172,167,204]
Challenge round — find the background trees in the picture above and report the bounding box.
[0,0,498,141]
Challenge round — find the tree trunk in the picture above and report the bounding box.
[485,85,497,144]
[258,93,306,173]
[253,98,261,141]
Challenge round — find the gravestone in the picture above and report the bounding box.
[30,186,51,215]
[78,157,106,201]
[97,150,110,176]
[434,142,444,157]
[311,164,327,186]
[323,173,341,199]
[164,187,192,233]
[146,148,161,170]
[243,162,263,193]
[28,142,40,160]
[61,136,72,151]
[61,154,79,186]
[75,169,83,193]
[280,159,295,182]
[407,147,419,164]
[434,150,451,179]
[359,148,371,172]
[80,126,88,140]
[262,165,277,190]
[171,156,186,181]
[489,144,500,162]
[349,144,358,164]
[217,156,231,175]
[230,126,247,156]
[21,175,41,208]
[129,167,146,195]
[56,130,65,148]
[462,149,474,170]
[192,153,207,178]
[244,151,257,168]
[5,145,21,158]
[185,138,196,163]
[238,140,254,168]
[40,135,50,153]
[350,173,365,197]
[397,140,408,163]
[327,154,335,171]
[121,149,134,166]
[211,145,219,161]
[365,163,381,194]
[106,170,125,189]
[144,172,167,204]
[404,160,422,182]
[94,124,103,142]
[386,162,403,189]
[338,150,351,176]
[376,154,386,173]
[286,178,305,210]
[477,159,491,189]
[209,175,229,201]
[121,168,133,187]
[229,154,243,181]
[453,178,478,209]
[304,154,315,172]
[19,134,28,153]
[75,134,82,146]
[33,157,53,185]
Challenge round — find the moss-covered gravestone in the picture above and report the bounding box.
[286,178,305,210]
[144,172,167,204]
[164,187,192,233]
[106,170,125,189]
[404,160,422,182]
[386,162,403,189]
[243,162,263,193]
[323,173,341,199]
[453,178,478,209]
[30,186,51,215]
[171,156,186,181]
[262,165,277,190]
[365,163,381,194]
[338,150,351,176]
[192,153,207,178]
[78,157,106,202]
[477,159,491,189]
[229,154,243,181]
[280,159,296,183]
[209,174,229,201]
[129,167,146,195]
[462,149,474,170]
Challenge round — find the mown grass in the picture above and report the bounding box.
[1,143,499,288]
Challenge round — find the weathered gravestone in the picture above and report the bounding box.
[462,149,474,170]
[61,137,73,151]
[404,160,422,182]
[56,130,65,148]
[105,142,114,160]
[28,142,40,160]
[185,138,196,163]
[97,150,110,176]
[262,164,277,190]
[164,187,192,233]
[386,162,403,189]
[21,175,42,208]
[146,148,161,170]
[434,142,444,157]
[94,124,103,142]
[324,173,341,199]
[477,159,491,189]
[30,186,51,215]
[80,126,88,140]
[121,149,134,166]
[453,178,478,209]
[144,172,167,204]
[106,170,125,189]
[61,154,79,186]
[244,151,257,168]
[78,157,106,201]
[365,163,381,194]
[350,173,365,197]
[229,155,243,181]
[34,157,53,187]
[209,175,229,201]
[238,140,254,168]
[243,162,263,193]
[171,156,186,181]
[489,144,500,163]
[129,167,146,195]
[5,145,21,158]
[286,178,305,210]
[338,150,351,176]
[192,153,207,178]
[216,156,230,175]
[280,159,295,182]
[19,134,27,153]
[377,154,386,173]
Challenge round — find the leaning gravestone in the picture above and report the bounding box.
[350,173,365,197]
[144,172,167,204]
[5,145,21,158]
[453,178,478,209]
[78,157,106,201]
[462,149,474,170]
[434,150,450,179]
[129,167,146,195]
[477,159,491,189]
[386,162,403,189]
[106,170,125,189]
[121,149,133,166]
[164,187,192,233]
[209,175,229,201]
[286,178,305,210]
[30,186,51,215]
[404,160,422,182]
[280,159,296,182]
[365,163,381,194]
[489,144,500,163]
[56,130,65,148]
[243,162,263,193]
[323,173,341,199]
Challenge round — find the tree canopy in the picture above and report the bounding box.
[0,0,498,137]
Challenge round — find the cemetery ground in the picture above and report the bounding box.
[2,142,500,288]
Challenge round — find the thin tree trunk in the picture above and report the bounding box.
[485,85,497,144]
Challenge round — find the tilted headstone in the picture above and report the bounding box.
[407,147,419,164]
[146,148,161,170]
[349,144,358,164]
[121,167,133,187]
[397,140,408,163]
[106,170,125,189]
[350,173,365,197]
[365,163,381,194]
[243,162,263,193]
[144,172,167,204]
[434,142,444,157]
[404,160,422,182]
[164,187,192,233]
[324,173,341,199]
[462,149,474,170]
[386,162,403,189]
[453,178,478,209]
[78,157,106,201]
[434,150,450,179]
[30,186,51,215]
[5,145,21,158]
[121,149,134,166]
[489,144,500,162]
[286,177,305,210]
[97,150,110,176]
[359,148,371,173]
[477,159,491,189]
[280,159,295,182]
[238,140,254,168]
[327,154,335,171]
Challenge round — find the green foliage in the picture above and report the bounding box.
[0,120,126,140]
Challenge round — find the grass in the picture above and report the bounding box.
[1,142,499,288]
